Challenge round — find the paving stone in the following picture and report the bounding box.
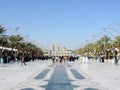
[35,69,50,79]
[84,87,98,90]
[70,69,85,79]
[41,64,78,90]
[21,88,34,90]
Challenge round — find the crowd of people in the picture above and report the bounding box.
[0,50,43,66]
[78,47,120,65]
[1,47,120,66]
[51,55,79,64]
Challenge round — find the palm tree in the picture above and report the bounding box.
[0,25,6,35]
[8,35,24,61]
[99,35,111,59]
[9,35,23,50]
[100,35,111,50]
[76,35,111,59]
[0,25,7,58]
[0,36,8,47]
[115,36,120,50]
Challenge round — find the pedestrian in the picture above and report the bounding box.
[114,50,118,65]
[64,56,67,62]
[21,55,26,66]
[55,56,58,62]
[100,52,105,63]
[52,56,55,63]
[60,56,63,63]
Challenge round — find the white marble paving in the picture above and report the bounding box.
[69,59,120,90]
[0,60,52,90]
[0,59,120,90]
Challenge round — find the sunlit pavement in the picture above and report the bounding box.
[0,59,120,90]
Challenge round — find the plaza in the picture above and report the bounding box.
[1,0,120,90]
[0,59,120,90]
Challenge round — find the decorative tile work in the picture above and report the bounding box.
[70,69,85,80]
[84,87,98,90]
[41,65,78,90]
[21,88,34,90]
[35,69,50,79]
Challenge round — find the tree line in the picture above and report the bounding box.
[76,34,120,59]
[0,25,43,63]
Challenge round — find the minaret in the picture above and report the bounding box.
[52,43,55,51]
[58,44,60,51]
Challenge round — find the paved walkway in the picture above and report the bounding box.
[0,59,120,90]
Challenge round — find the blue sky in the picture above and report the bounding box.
[0,0,120,50]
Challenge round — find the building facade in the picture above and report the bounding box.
[50,44,73,56]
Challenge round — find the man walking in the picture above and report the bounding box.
[21,54,26,66]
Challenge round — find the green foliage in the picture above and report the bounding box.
[100,35,111,43]
[0,25,6,35]
[115,36,120,43]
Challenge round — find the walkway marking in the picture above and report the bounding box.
[41,64,78,90]
[34,69,50,79]
[70,69,85,80]
[84,87,98,90]
[21,88,34,90]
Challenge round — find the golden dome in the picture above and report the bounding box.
[62,47,66,51]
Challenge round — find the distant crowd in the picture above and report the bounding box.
[51,55,79,63]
